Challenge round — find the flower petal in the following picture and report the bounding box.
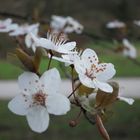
[18,72,40,95]
[40,68,61,94]
[51,56,68,63]
[95,80,113,93]
[8,24,19,31]
[38,38,55,50]
[25,34,32,48]
[8,94,29,116]
[123,39,137,59]
[51,55,73,66]
[30,33,54,50]
[95,63,116,82]
[58,41,76,51]
[26,106,49,133]
[79,74,95,88]
[4,18,12,25]
[82,48,99,69]
[118,96,134,105]
[74,56,86,74]
[46,94,70,115]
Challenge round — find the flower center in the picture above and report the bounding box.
[85,68,96,80]
[85,64,106,80]
[47,31,67,46]
[33,91,47,106]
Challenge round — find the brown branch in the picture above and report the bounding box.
[0,11,50,24]
[68,83,81,98]
[95,114,110,140]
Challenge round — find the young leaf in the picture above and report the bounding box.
[78,85,94,96]
[16,48,36,72]
[33,47,44,72]
[7,52,25,70]
[95,81,119,109]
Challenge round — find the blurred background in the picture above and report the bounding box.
[0,0,140,140]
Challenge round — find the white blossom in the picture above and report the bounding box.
[9,23,39,36]
[0,18,18,32]
[134,20,140,26]
[106,20,126,29]
[30,31,76,54]
[25,28,39,52]
[8,68,70,133]
[122,38,137,59]
[51,15,84,34]
[74,48,116,93]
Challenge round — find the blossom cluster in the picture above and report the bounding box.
[106,20,137,59]
[0,16,135,139]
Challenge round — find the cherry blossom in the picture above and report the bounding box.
[122,38,137,59]
[0,18,18,32]
[25,28,39,52]
[74,48,116,93]
[30,31,76,54]
[50,15,84,34]
[106,20,126,29]
[134,20,140,26]
[9,23,39,36]
[8,68,70,133]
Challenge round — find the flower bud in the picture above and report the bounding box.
[69,120,77,127]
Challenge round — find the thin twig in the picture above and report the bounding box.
[71,66,76,98]
[0,11,50,24]
[47,51,53,70]
[68,83,81,98]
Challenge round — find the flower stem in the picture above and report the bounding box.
[47,51,53,70]
[71,65,76,98]
[68,83,81,98]
[95,114,110,140]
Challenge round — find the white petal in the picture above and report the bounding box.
[51,55,72,66]
[82,48,99,69]
[4,18,12,25]
[58,41,76,51]
[95,80,113,93]
[8,24,19,31]
[26,23,39,32]
[95,63,116,82]
[46,94,70,115]
[118,96,134,105]
[74,56,86,74]
[32,44,37,52]
[26,106,49,133]
[25,34,32,47]
[52,56,70,63]
[40,68,61,94]
[79,74,95,88]
[30,33,54,50]
[38,38,55,50]
[64,27,74,33]
[123,39,137,58]
[8,94,29,116]
[18,72,40,95]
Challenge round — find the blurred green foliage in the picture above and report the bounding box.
[0,100,140,140]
